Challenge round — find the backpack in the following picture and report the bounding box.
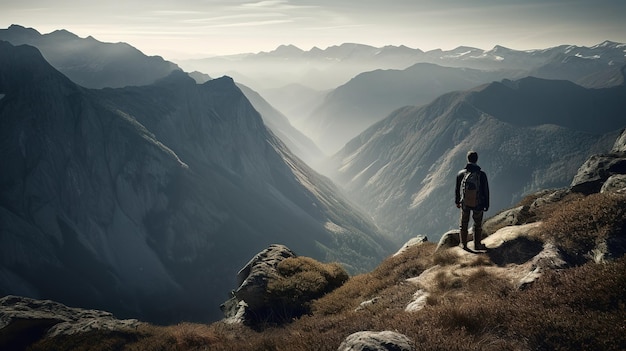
[461,170,480,208]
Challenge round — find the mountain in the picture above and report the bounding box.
[326,76,626,244]
[236,84,325,166]
[178,43,426,91]
[1,25,322,170]
[185,41,625,156]
[0,41,392,324]
[177,41,626,93]
[301,63,517,154]
[0,24,180,88]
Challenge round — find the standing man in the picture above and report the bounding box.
[455,151,489,250]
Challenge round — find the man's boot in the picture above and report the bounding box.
[460,230,468,249]
[474,228,486,250]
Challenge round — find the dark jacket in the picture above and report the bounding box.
[455,163,490,211]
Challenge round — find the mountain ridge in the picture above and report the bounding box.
[328,76,625,244]
[0,24,180,89]
[0,41,392,324]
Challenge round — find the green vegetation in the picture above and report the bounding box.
[29,191,626,350]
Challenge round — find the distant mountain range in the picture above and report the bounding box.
[0,41,392,324]
[0,24,180,89]
[178,40,626,92]
[327,75,626,244]
[180,40,626,154]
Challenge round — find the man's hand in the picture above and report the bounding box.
[456,203,461,208]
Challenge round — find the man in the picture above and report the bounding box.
[455,151,489,250]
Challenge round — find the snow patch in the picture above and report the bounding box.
[324,221,347,234]
[575,53,601,59]
[443,50,472,58]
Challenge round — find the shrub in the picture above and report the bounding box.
[264,256,349,322]
[312,243,435,316]
[539,193,626,263]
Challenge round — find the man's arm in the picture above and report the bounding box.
[455,171,462,206]
[481,172,490,211]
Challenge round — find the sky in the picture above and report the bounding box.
[2,0,626,60]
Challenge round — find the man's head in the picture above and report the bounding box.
[467,151,478,163]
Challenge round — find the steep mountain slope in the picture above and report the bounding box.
[0,41,392,324]
[0,24,179,88]
[236,84,325,166]
[327,77,626,244]
[301,63,515,154]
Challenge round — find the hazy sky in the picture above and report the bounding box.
[2,0,626,60]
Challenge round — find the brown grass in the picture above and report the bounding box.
[538,192,626,263]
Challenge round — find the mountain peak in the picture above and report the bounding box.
[267,44,304,55]
[2,24,41,41]
[591,40,623,49]
[47,29,80,40]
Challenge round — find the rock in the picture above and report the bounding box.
[355,297,381,311]
[601,174,626,193]
[394,235,428,256]
[0,295,140,350]
[483,205,528,233]
[571,154,626,194]
[611,128,626,153]
[436,230,473,251]
[221,244,296,323]
[529,188,570,213]
[337,331,415,351]
[405,289,429,312]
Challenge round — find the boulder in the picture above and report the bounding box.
[221,244,296,323]
[0,295,139,350]
[436,230,473,251]
[601,174,626,193]
[571,154,626,195]
[393,235,428,256]
[529,188,570,213]
[611,128,626,153]
[483,205,528,233]
[337,331,414,351]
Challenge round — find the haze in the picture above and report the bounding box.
[2,0,626,60]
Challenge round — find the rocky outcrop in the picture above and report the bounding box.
[221,244,296,324]
[408,221,565,312]
[337,331,415,351]
[394,235,428,256]
[571,129,626,194]
[0,295,140,350]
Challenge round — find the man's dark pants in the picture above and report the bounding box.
[460,208,483,248]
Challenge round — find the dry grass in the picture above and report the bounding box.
[538,192,626,263]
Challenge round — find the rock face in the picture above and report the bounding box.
[221,245,296,324]
[0,295,140,350]
[571,129,626,194]
[337,331,415,351]
[0,41,392,324]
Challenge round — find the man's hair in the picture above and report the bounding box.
[467,151,478,163]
